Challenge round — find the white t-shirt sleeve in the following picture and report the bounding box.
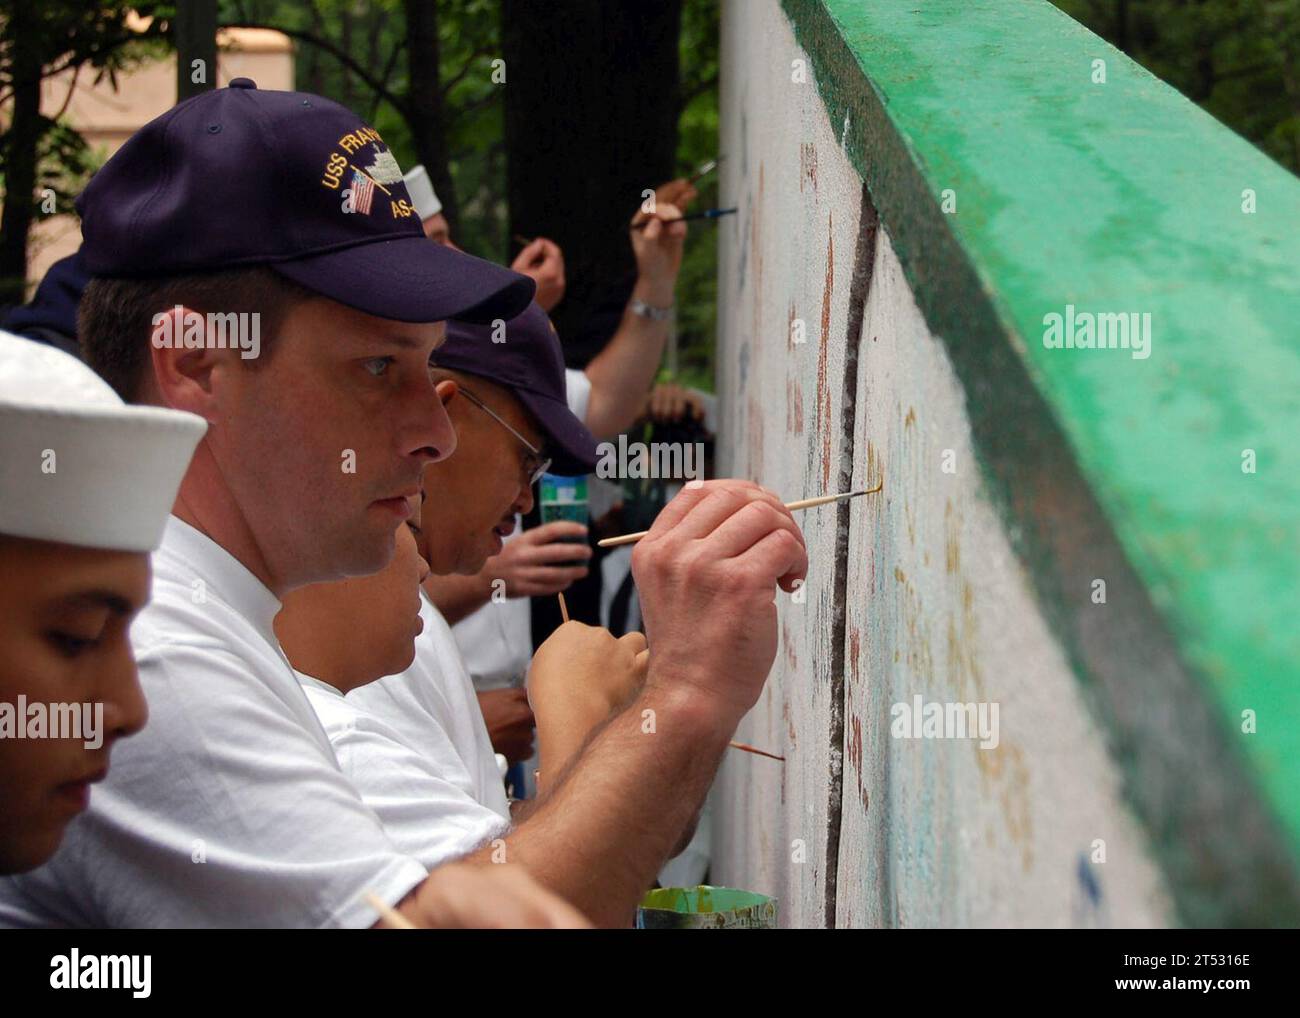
[0,643,428,929]
[564,367,592,426]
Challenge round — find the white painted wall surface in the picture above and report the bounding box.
[712,0,1175,928]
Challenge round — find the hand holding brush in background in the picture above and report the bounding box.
[528,621,650,794]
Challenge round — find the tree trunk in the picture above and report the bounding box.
[505,0,684,642]
[0,4,45,305]
[502,0,682,361]
[175,0,218,102]
[403,0,458,231]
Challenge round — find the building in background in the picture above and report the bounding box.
[22,25,292,292]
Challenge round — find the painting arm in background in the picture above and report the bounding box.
[582,179,696,439]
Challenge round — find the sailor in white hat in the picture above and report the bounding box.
[402,163,450,245]
[0,330,205,874]
[404,162,571,313]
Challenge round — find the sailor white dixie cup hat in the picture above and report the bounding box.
[402,163,443,221]
[0,330,207,552]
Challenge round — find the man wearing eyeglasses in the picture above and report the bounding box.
[408,185,689,772]
[417,301,599,771]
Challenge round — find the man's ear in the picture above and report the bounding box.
[148,305,225,420]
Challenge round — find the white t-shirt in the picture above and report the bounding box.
[452,367,592,690]
[353,596,507,816]
[298,597,509,869]
[0,517,428,929]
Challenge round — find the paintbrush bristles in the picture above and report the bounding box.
[728,740,785,762]
[783,486,875,511]
[596,483,883,548]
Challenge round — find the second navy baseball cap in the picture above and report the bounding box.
[76,79,533,325]
[433,303,599,476]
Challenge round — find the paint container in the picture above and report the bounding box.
[636,885,777,929]
[538,472,589,567]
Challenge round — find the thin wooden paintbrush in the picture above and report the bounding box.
[630,206,737,230]
[365,891,417,929]
[597,482,884,548]
[728,740,785,761]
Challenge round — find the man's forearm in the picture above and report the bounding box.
[583,278,673,440]
[466,683,729,927]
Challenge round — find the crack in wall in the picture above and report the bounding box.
[823,184,880,928]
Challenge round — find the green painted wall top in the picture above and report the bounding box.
[780,0,1300,857]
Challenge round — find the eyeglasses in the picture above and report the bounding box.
[457,386,551,486]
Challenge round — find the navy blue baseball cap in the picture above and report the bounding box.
[433,302,599,476]
[76,79,533,324]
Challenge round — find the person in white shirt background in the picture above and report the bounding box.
[276,501,519,868]
[406,167,717,887]
[0,331,204,876]
[360,300,616,813]
[322,301,645,848]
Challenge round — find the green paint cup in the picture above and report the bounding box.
[636,885,777,929]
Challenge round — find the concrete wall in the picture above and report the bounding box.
[712,0,1300,927]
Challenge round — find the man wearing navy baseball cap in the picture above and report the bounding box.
[416,302,600,767]
[0,81,587,930]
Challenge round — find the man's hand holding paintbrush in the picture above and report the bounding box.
[628,198,689,306]
[530,479,808,777]
[634,481,808,719]
[464,479,805,926]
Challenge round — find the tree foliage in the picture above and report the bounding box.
[1054,0,1300,173]
[0,1,169,302]
[1,0,722,362]
[222,0,507,255]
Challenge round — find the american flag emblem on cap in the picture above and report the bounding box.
[348,168,376,215]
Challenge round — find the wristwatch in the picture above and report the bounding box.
[629,296,675,322]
